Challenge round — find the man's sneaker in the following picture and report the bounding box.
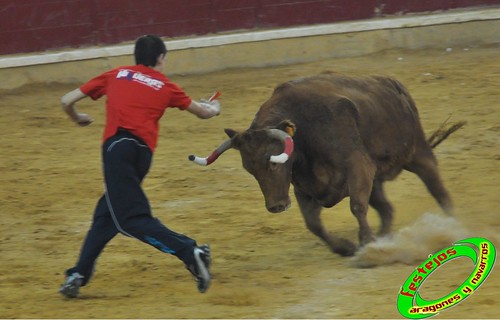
[59,272,84,298]
[186,244,211,293]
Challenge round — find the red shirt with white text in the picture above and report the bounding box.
[80,64,192,152]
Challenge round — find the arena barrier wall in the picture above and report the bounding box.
[2,0,499,55]
[0,7,499,90]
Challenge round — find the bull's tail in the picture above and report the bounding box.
[427,116,466,148]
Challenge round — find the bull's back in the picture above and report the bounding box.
[302,74,419,122]
[326,75,423,146]
[257,74,427,177]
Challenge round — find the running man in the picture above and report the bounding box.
[59,35,220,297]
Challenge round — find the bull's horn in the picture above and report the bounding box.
[268,129,294,164]
[188,139,232,166]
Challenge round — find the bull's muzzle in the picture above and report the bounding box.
[266,198,292,213]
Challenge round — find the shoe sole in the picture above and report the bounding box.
[59,274,83,298]
[59,284,80,298]
[193,247,211,293]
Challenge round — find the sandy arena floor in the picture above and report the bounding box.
[0,45,499,319]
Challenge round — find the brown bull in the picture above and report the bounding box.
[189,73,465,256]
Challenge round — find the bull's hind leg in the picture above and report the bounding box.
[294,189,357,256]
[369,180,394,236]
[405,148,454,215]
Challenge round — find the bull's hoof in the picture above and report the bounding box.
[331,239,357,257]
[359,234,376,247]
[377,228,391,237]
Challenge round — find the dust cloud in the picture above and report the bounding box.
[352,212,471,268]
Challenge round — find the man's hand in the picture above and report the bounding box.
[188,100,221,119]
[61,88,91,125]
[206,99,221,116]
[75,113,93,126]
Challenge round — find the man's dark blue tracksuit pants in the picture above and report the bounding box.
[65,130,196,286]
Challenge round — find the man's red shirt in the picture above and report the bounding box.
[80,64,192,152]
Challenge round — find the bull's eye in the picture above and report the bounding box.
[269,161,279,171]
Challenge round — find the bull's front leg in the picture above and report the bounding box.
[294,188,357,256]
[369,179,394,236]
[347,151,377,246]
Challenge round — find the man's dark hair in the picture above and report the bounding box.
[134,35,167,67]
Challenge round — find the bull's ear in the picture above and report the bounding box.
[276,120,296,137]
[224,128,238,138]
[224,128,242,149]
